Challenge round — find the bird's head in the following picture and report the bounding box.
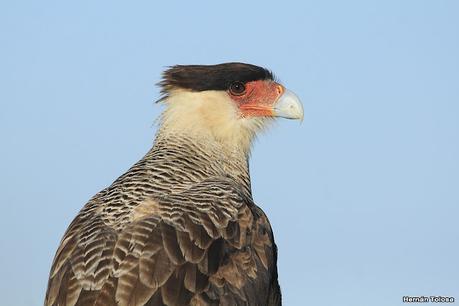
[158,63,303,153]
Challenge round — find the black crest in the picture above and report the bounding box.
[159,62,274,96]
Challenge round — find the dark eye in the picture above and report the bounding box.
[229,81,246,95]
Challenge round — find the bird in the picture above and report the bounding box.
[44,62,303,306]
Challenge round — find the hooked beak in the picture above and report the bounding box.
[237,81,304,121]
[273,88,304,121]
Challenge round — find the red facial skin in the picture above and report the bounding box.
[228,80,284,118]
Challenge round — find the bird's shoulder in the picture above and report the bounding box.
[45,176,279,306]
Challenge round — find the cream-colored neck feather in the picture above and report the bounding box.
[158,89,267,156]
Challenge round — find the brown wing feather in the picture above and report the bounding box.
[45,178,280,306]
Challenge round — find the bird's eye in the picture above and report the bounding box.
[229,82,246,96]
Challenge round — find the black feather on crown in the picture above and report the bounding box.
[158,62,274,100]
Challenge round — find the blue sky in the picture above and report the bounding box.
[1,1,458,305]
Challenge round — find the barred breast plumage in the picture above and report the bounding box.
[45,131,280,306]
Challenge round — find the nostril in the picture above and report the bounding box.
[276,85,283,95]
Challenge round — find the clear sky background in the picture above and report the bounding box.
[1,1,458,305]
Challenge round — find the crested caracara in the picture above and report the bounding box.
[45,62,303,306]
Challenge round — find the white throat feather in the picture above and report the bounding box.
[158,90,270,156]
